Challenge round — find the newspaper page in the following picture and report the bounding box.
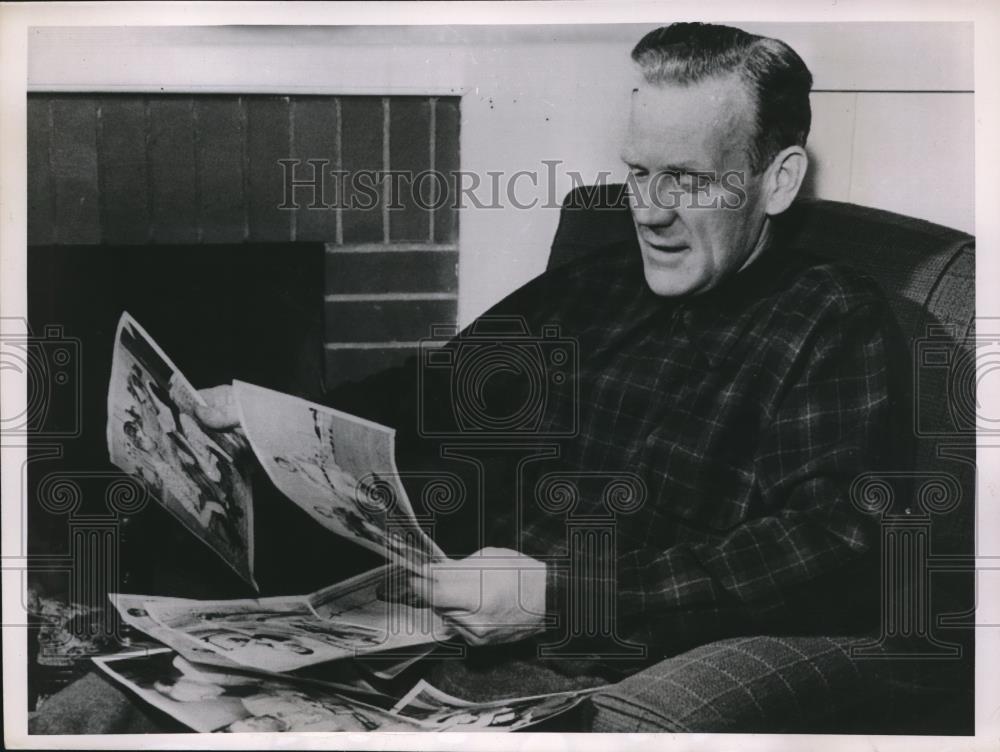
[390,679,605,731]
[110,594,392,694]
[112,585,443,677]
[391,678,473,716]
[93,649,420,733]
[357,649,433,681]
[111,592,243,670]
[307,565,452,658]
[233,379,445,573]
[107,313,256,587]
[139,594,375,672]
[92,648,254,732]
[130,567,450,672]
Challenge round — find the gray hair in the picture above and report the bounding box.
[632,23,813,173]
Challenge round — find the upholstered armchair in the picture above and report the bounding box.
[549,184,976,734]
[27,186,975,736]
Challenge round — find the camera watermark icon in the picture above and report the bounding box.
[0,319,82,439]
[417,316,579,440]
[913,319,998,437]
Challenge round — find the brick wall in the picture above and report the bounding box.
[27,93,460,389]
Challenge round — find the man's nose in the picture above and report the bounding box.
[629,185,679,227]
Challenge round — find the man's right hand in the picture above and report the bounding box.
[194,384,240,430]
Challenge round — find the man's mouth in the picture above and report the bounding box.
[643,239,690,257]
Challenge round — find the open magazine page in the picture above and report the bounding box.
[308,565,452,650]
[233,380,444,573]
[140,594,372,672]
[391,678,472,715]
[135,588,445,673]
[110,595,393,696]
[106,313,256,587]
[111,592,244,670]
[233,691,421,733]
[357,648,434,681]
[93,649,251,732]
[93,649,420,733]
[391,679,605,731]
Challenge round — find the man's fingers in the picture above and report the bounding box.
[195,385,240,430]
[441,612,489,646]
[442,610,528,646]
[198,385,232,405]
[195,404,233,430]
[376,575,433,608]
[396,549,548,646]
[393,566,478,612]
[402,571,437,605]
[422,568,485,612]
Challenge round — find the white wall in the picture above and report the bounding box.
[29,23,974,325]
[447,24,975,324]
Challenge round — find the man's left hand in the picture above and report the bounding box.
[405,547,548,646]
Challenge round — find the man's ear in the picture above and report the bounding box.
[763,145,808,217]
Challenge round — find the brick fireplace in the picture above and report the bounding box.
[27,92,461,388]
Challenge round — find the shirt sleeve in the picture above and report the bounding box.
[545,297,894,625]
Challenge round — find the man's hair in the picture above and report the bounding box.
[631,23,812,173]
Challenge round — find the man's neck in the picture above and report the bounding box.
[736,215,774,275]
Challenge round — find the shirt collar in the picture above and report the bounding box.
[674,240,801,369]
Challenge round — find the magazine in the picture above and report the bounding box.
[234,379,445,571]
[107,312,442,586]
[112,592,242,670]
[107,313,256,586]
[93,649,421,733]
[94,649,604,733]
[390,679,604,731]
[111,565,453,673]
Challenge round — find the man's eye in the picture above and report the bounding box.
[675,172,713,192]
[627,166,649,179]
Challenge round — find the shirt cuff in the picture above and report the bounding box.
[544,559,570,628]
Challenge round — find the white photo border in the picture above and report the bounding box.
[2,1,997,750]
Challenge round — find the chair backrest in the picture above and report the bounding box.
[550,184,974,352]
[549,184,976,588]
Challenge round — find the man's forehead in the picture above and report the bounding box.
[622,75,754,168]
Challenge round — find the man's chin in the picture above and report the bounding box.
[642,263,699,298]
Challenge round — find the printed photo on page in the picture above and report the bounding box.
[307,565,453,650]
[392,679,604,731]
[142,595,354,672]
[106,313,255,587]
[141,595,394,672]
[232,379,444,571]
[92,648,255,732]
[110,592,244,670]
[94,649,418,733]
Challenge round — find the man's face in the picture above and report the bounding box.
[621,75,770,297]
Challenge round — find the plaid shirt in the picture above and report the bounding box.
[332,235,895,660]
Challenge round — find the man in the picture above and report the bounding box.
[32,22,896,731]
[199,21,893,689]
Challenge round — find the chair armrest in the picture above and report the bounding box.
[590,635,894,733]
